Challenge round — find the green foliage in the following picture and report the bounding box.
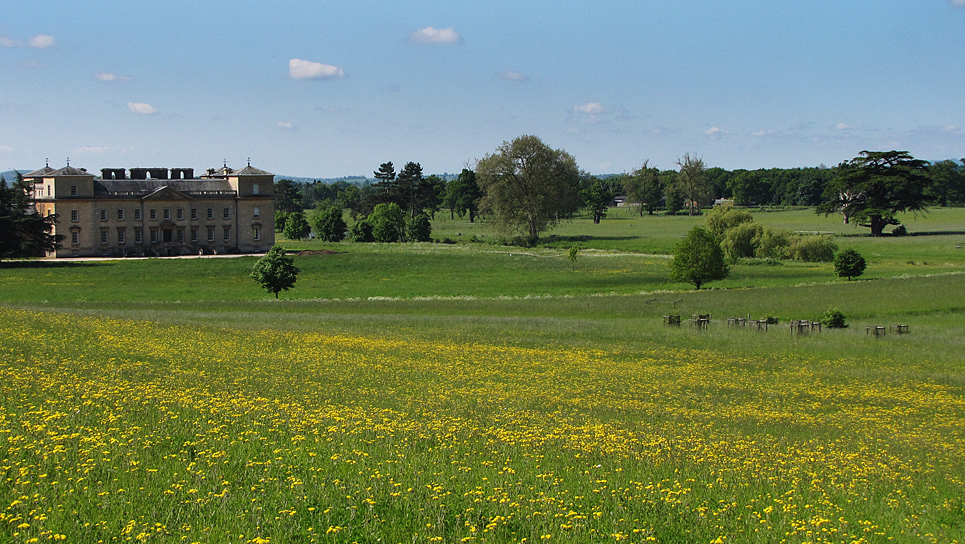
[350,216,375,243]
[788,235,837,262]
[891,224,907,236]
[476,135,582,245]
[370,203,405,243]
[834,248,867,280]
[406,213,432,242]
[818,150,931,236]
[623,161,662,216]
[567,246,579,263]
[310,206,347,242]
[821,308,848,329]
[445,169,483,222]
[274,210,289,232]
[720,221,763,262]
[674,153,708,216]
[282,210,311,241]
[249,245,299,298]
[0,174,61,259]
[579,177,612,224]
[669,226,730,290]
[705,205,753,238]
[273,179,301,213]
[753,228,793,259]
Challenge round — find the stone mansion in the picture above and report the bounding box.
[27,162,274,258]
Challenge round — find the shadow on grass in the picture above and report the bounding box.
[0,260,105,269]
[542,235,642,244]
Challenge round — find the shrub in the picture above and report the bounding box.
[283,211,311,241]
[753,228,792,259]
[789,235,837,262]
[720,221,763,262]
[350,217,375,243]
[892,224,908,236]
[311,206,347,242]
[821,308,848,329]
[369,203,405,243]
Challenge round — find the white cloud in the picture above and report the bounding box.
[28,35,55,48]
[834,122,856,130]
[750,129,778,137]
[0,35,15,47]
[96,72,132,82]
[496,70,527,82]
[704,127,723,137]
[289,58,345,80]
[409,26,461,44]
[276,121,294,129]
[574,102,604,115]
[0,145,14,153]
[127,102,157,115]
[951,0,965,7]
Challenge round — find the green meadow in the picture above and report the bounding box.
[1,207,964,542]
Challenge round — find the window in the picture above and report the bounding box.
[47,186,50,197]
[253,227,261,241]
[100,230,109,245]
[70,210,78,222]
[100,209,107,221]
[70,185,77,196]
[150,229,158,243]
[207,208,214,220]
[117,229,126,244]
[163,208,171,220]
[223,207,230,219]
[150,209,157,221]
[117,209,125,221]
[191,208,198,220]
[71,231,79,245]
[223,226,230,242]
[253,206,260,219]
[177,208,184,220]
[135,229,143,244]
[191,228,198,242]
[177,229,184,242]
[207,227,214,242]
[134,209,142,221]
[252,183,260,195]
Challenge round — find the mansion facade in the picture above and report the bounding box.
[27,162,274,258]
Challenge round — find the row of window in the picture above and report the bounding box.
[67,184,262,196]
[83,207,260,222]
[73,226,262,246]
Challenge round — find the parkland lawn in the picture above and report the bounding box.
[1,207,963,543]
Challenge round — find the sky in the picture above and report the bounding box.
[2,0,964,178]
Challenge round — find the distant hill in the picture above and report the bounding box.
[1,170,30,181]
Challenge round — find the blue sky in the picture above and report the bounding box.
[2,0,964,177]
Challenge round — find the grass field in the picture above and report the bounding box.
[1,207,964,543]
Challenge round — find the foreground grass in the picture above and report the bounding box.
[1,307,963,543]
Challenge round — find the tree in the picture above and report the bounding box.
[283,211,311,241]
[705,204,752,239]
[579,176,612,224]
[394,161,425,220]
[311,206,347,242]
[369,203,405,243]
[675,153,708,216]
[406,213,432,242]
[273,179,302,213]
[475,135,581,245]
[445,168,483,222]
[350,216,375,242]
[926,159,965,207]
[274,210,290,232]
[818,150,931,237]
[833,248,866,280]
[250,245,299,298]
[0,174,61,259]
[669,226,730,290]
[623,161,662,216]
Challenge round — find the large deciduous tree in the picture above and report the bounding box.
[579,176,612,224]
[675,153,708,216]
[623,161,662,216]
[669,226,729,290]
[475,135,581,245]
[0,174,61,259]
[311,206,347,242]
[283,211,311,241]
[445,168,483,222]
[818,150,930,237]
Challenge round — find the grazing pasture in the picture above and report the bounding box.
[0,207,964,543]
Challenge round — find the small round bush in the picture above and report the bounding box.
[892,224,907,236]
[821,308,848,329]
[833,248,867,280]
